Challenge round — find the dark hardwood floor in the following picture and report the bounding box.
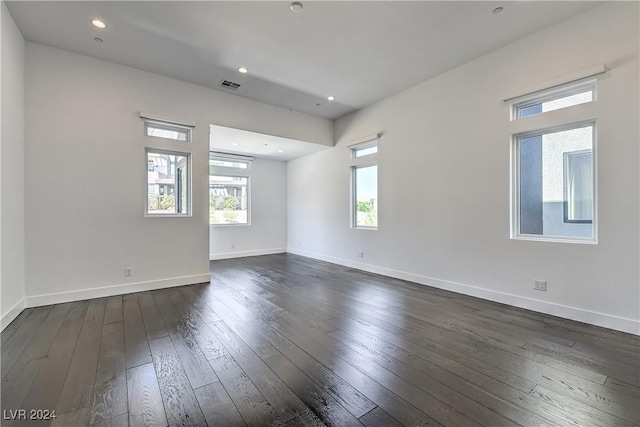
[2,253,639,426]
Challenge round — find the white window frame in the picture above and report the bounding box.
[511,78,595,121]
[145,148,192,217]
[210,152,252,226]
[140,111,195,142]
[510,120,597,244]
[349,136,379,230]
[563,149,593,224]
[144,119,192,142]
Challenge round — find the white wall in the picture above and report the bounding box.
[1,2,26,329]
[288,2,639,334]
[24,43,332,306]
[210,157,287,259]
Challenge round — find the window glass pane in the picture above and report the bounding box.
[210,176,248,225]
[564,151,593,223]
[517,89,593,119]
[354,165,378,228]
[147,151,189,215]
[145,121,191,141]
[518,124,593,239]
[209,159,249,169]
[353,145,378,157]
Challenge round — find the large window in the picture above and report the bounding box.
[509,73,599,243]
[210,153,251,225]
[513,122,595,242]
[350,138,378,229]
[146,149,190,216]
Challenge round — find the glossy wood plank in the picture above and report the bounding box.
[51,407,129,427]
[171,286,221,324]
[0,308,33,346]
[208,320,311,422]
[149,336,207,426]
[359,407,404,427]
[440,330,639,421]
[222,313,437,427]
[327,314,536,393]
[285,410,326,427]
[12,302,88,427]
[58,298,106,414]
[331,321,490,387]
[137,292,169,341]
[104,295,123,325]
[208,353,285,426]
[151,290,218,389]
[194,381,246,427]
[263,353,364,427]
[1,305,58,380]
[90,322,128,425]
[122,294,152,369]
[1,304,79,417]
[524,337,640,386]
[605,376,640,400]
[126,363,167,427]
[212,304,377,420]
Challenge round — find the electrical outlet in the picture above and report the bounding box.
[231,244,235,249]
[533,280,546,291]
[125,267,133,277]
[357,251,364,258]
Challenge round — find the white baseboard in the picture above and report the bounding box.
[25,273,211,308]
[1,298,27,331]
[210,248,286,261]
[288,248,640,336]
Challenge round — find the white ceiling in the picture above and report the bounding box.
[210,125,330,161]
[7,1,601,122]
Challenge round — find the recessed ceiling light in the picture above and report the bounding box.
[327,96,335,101]
[278,149,284,153]
[231,143,239,146]
[91,19,107,29]
[238,67,248,74]
[290,2,303,13]
[492,7,504,14]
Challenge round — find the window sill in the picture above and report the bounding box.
[511,235,597,245]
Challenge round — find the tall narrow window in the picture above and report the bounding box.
[350,136,379,229]
[146,149,190,216]
[209,153,251,225]
[353,165,378,228]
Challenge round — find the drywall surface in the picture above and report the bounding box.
[24,43,331,305]
[287,2,639,333]
[210,157,287,259]
[1,3,26,329]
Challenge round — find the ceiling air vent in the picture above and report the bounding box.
[219,80,241,91]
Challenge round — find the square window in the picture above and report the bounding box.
[209,176,249,225]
